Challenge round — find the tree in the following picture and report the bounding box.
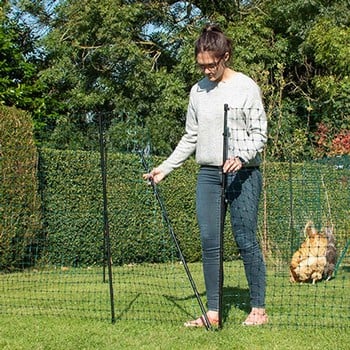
[305,16,350,156]
[7,0,350,159]
[0,1,62,143]
[19,0,194,151]
[0,4,37,109]
[264,0,350,159]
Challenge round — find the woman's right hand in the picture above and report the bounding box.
[142,167,165,185]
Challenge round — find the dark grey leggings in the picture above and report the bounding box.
[196,166,266,311]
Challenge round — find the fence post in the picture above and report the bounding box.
[98,113,116,323]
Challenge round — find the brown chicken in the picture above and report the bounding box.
[290,221,328,284]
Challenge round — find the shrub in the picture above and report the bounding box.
[38,149,204,265]
[0,106,42,270]
[37,148,350,267]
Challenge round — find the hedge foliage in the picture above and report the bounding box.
[38,149,204,266]
[0,106,42,270]
[2,135,349,269]
[38,148,349,268]
[260,158,350,266]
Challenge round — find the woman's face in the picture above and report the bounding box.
[196,51,227,82]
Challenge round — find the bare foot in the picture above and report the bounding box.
[242,308,268,326]
[184,310,219,327]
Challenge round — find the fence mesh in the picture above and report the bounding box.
[1,138,349,328]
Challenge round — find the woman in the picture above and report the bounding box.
[143,24,268,327]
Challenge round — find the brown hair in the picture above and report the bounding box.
[194,24,232,60]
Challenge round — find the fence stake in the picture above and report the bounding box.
[98,113,116,323]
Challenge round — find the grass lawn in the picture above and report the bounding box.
[0,315,349,350]
[0,261,349,349]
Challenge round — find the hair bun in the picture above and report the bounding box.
[195,23,232,59]
[203,24,223,34]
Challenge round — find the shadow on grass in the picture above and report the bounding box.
[222,286,250,321]
[162,290,207,319]
[163,285,250,321]
[114,293,141,321]
[341,265,350,272]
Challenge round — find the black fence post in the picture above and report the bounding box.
[98,113,116,323]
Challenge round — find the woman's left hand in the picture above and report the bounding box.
[223,157,244,173]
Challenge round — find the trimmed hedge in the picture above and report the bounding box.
[0,106,42,270]
[38,148,350,267]
[2,139,348,268]
[38,149,205,266]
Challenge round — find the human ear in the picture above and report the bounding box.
[223,52,230,62]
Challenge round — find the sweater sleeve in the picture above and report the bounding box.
[158,96,198,176]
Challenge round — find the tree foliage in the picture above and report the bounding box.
[2,0,350,159]
[0,3,39,110]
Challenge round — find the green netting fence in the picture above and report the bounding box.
[1,119,349,328]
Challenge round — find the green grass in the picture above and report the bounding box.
[0,315,349,350]
[0,261,349,349]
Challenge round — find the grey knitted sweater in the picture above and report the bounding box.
[158,72,267,176]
